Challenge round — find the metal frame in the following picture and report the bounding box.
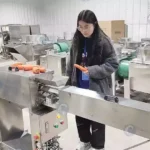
[0,66,67,150]
[59,86,150,139]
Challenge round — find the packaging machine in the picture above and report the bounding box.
[1,24,54,63]
[0,64,68,150]
[113,37,150,100]
[40,52,69,76]
[1,24,70,75]
[0,61,150,150]
[123,43,150,99]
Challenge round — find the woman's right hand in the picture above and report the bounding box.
[74,64,88,72]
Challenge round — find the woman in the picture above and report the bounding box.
[66,10,118,150]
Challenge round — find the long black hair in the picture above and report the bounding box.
[72,10,107,53]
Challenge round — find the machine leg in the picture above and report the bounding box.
[124,79,130,99]
[0,142,2,150]
[22,108,31,134]
[111,73,116,96]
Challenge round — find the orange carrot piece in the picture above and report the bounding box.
[74,64,87,72]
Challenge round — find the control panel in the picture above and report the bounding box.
[31,108,68,145]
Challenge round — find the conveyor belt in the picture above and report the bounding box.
[59,86,150,139]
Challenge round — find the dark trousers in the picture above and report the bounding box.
[76,116,105,149]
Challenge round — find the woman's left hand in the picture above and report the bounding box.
[83,67,88,74]
[83,70,89,74]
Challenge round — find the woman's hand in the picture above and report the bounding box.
[74,64,88,72]
[74,64,89,75]
[83,70,89,74]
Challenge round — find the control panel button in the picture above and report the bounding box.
[53,124,59,128]
[34,133,40,140]
[34,135,39,140]
[34,135,40,140]
[57,114,61,119]
[60,120,64,125]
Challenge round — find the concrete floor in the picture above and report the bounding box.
[59,114,150,150]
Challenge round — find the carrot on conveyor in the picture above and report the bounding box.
[8,62,23,71]
[74,64,87,72]
[10,62,23,69]
[32,67,40,74]
[32,66,46,74]
[11,62,23,67]
[39,67,46,73]
[16,65,24,70]
[32,65,46,73]
[23,65,34,71]
[9,63,46,74]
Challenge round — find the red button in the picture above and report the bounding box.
[60,121,64,125]
[34,135,39,140]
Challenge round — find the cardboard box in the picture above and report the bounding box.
[99,20,125,42]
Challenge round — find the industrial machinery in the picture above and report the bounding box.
[112,38,150,100]
[1,28,150,149]
[1,24,54,63]
[0,33,3,54]
[113,37,150,100]
[113,40,138,84]
[141,38,150,43]
[40,52,69,76]
[0,62,69,150]
[1,24,40,43]
[118,37,141,49]
[113,37,141,79]
[0,62,150,150]
[1,24,71,73]
[113,37,140,61]
[39,42,70,76]
[118,37,132,44]
[123,43,150,99]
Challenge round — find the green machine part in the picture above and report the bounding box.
[117,60,130,79]
[53,42,69,53]
[116,50,137,80]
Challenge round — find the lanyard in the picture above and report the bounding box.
[82,39,87,66]
[84,39,87,57]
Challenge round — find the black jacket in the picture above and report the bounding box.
[66,36,119,95]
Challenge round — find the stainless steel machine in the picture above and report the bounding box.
[40,52,69,76]
[141,38,150,43]
[0,60,150,150]
[1,24,53,63]
[0,64,68,150]
[124,43,150,99]
[59,86,150,139]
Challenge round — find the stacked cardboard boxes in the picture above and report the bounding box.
[99,20,125,42]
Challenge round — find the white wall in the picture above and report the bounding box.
[0,0,150,41]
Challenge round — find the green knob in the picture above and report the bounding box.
[54,124,59,128]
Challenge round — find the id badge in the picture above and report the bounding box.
[82,72,89,81]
